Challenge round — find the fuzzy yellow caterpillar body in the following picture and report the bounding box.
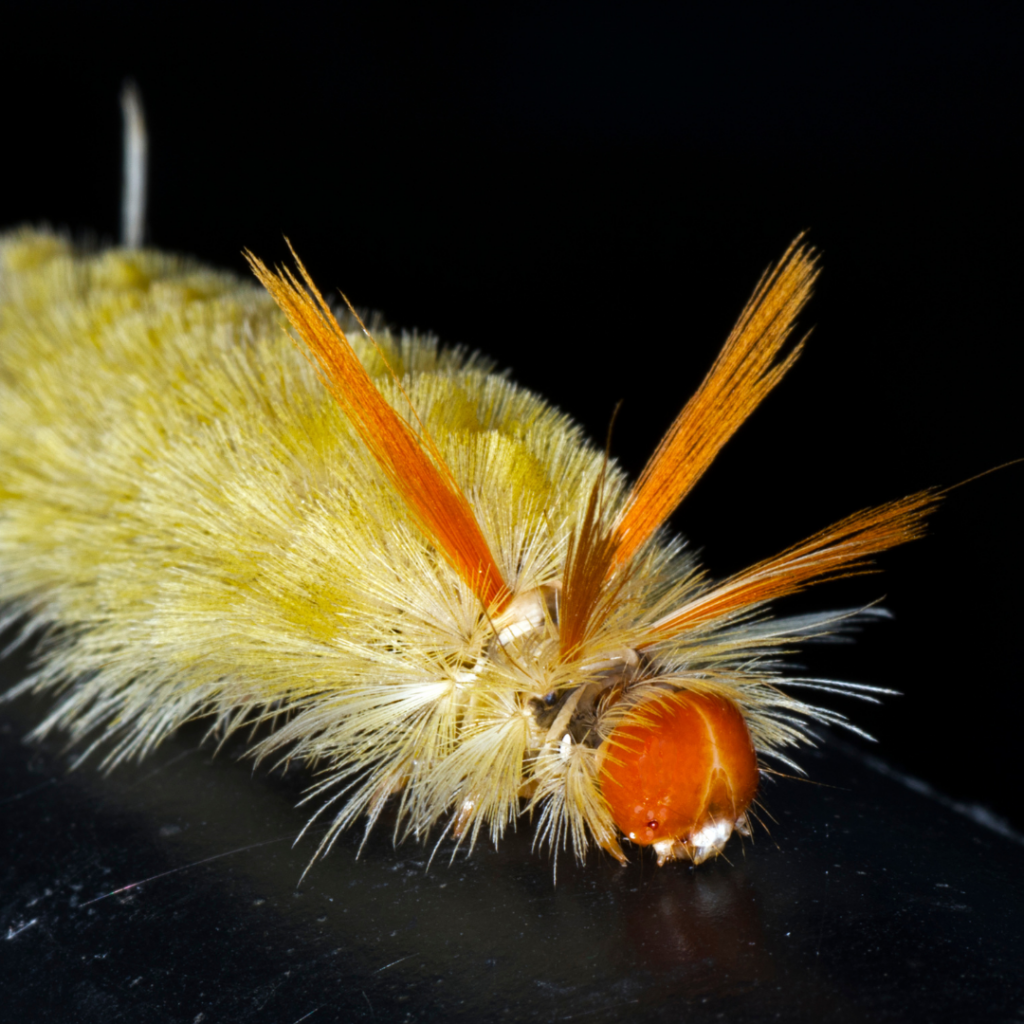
[0,227,938,870]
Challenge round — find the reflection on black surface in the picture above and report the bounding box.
[1,669,1022,1023]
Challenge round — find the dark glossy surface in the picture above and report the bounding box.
[2,679,1021,1024]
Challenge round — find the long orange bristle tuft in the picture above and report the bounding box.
[558,472,624,659]
[640,489,940,643]
[613,238,819,571]
[246,246,510,612]
[559,238,818,654]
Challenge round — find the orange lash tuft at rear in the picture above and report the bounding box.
[245,247,510,612]
[599,691,760,866]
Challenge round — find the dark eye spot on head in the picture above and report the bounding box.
[647,820,659,831]
[527,691,562,719]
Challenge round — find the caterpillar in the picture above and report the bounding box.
[0,90,945,871]
[0,220,940,870]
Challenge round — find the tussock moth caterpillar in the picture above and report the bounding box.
[0,90,944,870]
[0,222,941,870]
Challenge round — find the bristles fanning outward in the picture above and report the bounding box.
[246,247,509,612]
[559,238,818,655]
[613,238,818,570]
[558,470,622,659]
[641,490,940,643]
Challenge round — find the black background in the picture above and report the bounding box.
[2,4,1023,1022]
[2,0,1021,881]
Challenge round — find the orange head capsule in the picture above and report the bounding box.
[599,691,760,865]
